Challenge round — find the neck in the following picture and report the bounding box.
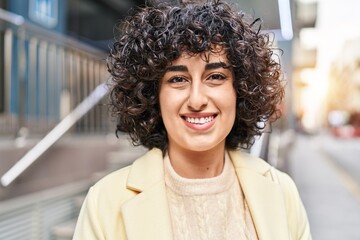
[167,143,226,179]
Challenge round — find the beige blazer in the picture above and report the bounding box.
[73,148,311,240]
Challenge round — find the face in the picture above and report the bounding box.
[159,51,236,154]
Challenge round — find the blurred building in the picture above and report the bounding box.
[293,0,360,135]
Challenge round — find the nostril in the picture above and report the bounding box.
[187,104,207,112]
[187,97,208,111]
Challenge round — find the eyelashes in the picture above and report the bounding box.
[168,76,187,84]
[207,73,226,81]
[167,73,228,84]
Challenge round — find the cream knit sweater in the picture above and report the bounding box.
[164,153,258,240]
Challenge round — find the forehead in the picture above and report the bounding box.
[172,48,229,65]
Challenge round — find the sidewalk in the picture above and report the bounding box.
[287,134,360,240]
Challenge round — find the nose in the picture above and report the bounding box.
[187,82,208,111]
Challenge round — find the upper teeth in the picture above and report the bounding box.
[185,116,214,124]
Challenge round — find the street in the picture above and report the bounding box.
[288,133,360,240]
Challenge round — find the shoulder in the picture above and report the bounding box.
[229,150,279,176]
[229,150,311,238]
[74,148,163,238]
[88,148,164,206]
[83,166,137,217]
[229,150,301,203]
[74,166,135,239]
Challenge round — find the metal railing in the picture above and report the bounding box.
[0,8,110,137]
[1,82,108,187]
[0,180,90,240]
[0,9,112,186]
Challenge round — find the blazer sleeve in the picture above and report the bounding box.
[73,187,105,240]
[276,171,312,240]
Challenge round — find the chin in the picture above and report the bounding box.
[183,142,223,152]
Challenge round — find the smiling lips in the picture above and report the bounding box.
[181,114,217,130]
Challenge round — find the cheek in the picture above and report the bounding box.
[219,87,236,109]
[160,88,186,110]
[158,88,168,113]
[223,89,237,124]
[159,89,177,121]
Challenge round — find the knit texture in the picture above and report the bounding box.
[164,152,258,240]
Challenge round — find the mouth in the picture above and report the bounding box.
[181,114,217,125]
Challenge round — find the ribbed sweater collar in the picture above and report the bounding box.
[164,151,236,196]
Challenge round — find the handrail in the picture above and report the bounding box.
[0,8,25,26]
[0,8,105,57]
[1,82,109,187]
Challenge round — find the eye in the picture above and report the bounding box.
[168,76,187,84]
[207,73,226,81]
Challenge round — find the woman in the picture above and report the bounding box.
[73,1,311,239]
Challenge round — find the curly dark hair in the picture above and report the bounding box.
[107,0,284,151]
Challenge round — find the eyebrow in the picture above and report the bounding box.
[205,62,229,70]
[165,62,230,72]
[165,65,188,72]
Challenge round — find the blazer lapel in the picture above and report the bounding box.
[229,151,290,240]
[121,149,173,240]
